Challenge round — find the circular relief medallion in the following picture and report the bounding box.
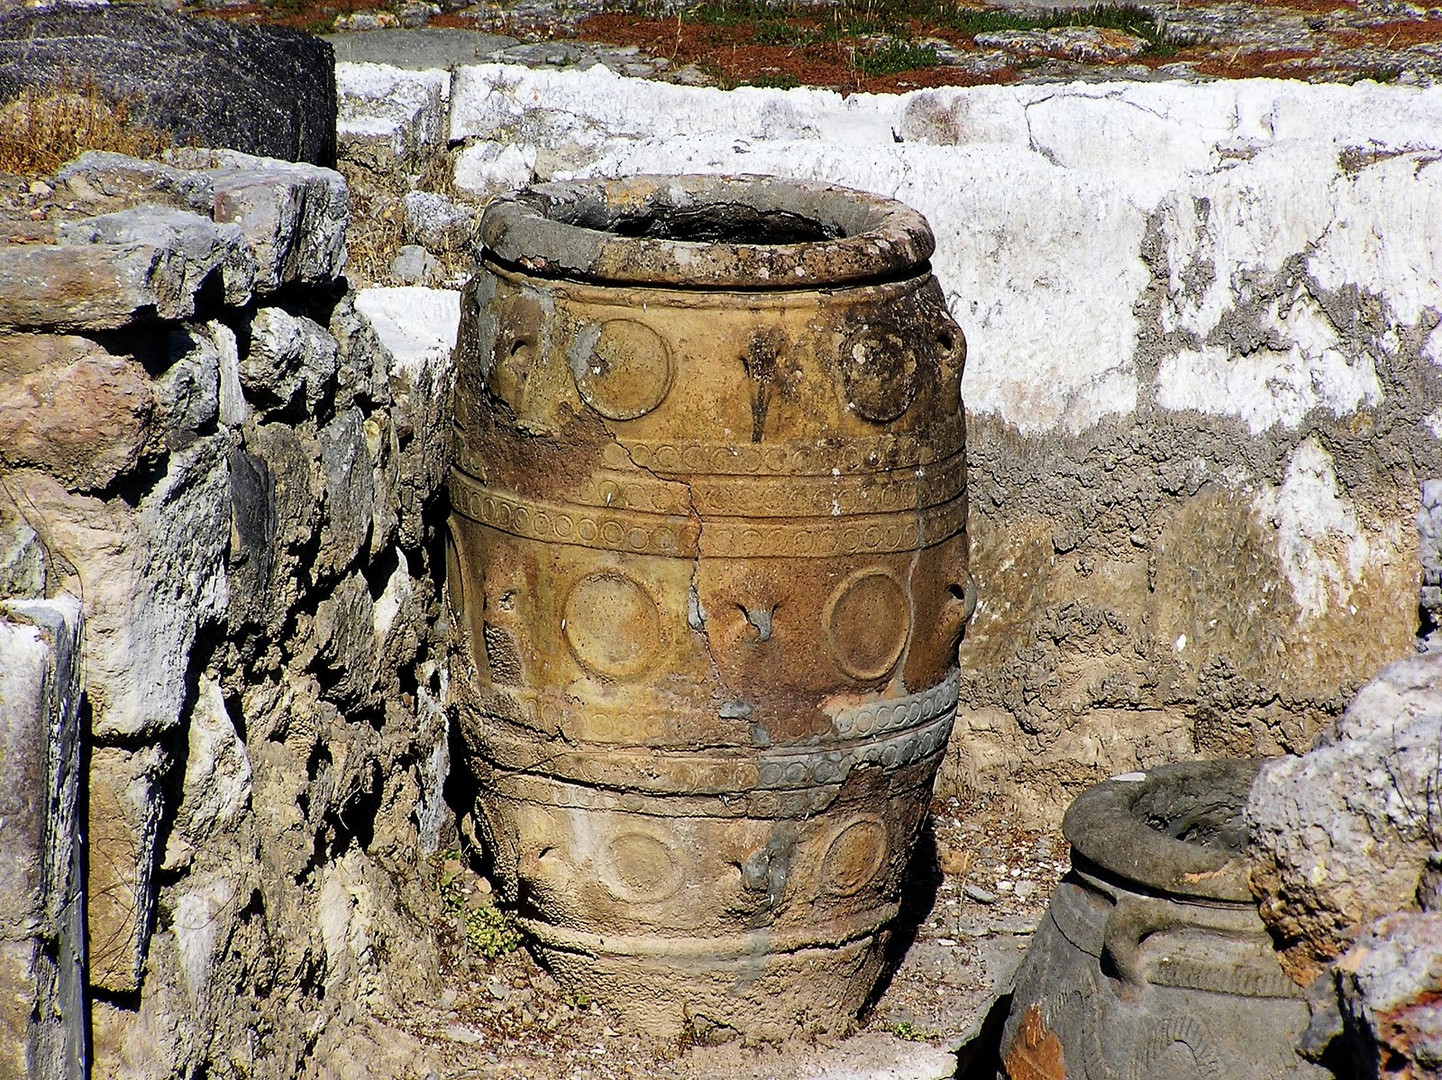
[820,818,889,897]
[574,318,675,421]
[825,569,912,681]
[562,571,663,679]
[600,831,685,904]
[840,323,920,424]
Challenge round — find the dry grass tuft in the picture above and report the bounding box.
[336,158,406,287]
[0,76,171,178]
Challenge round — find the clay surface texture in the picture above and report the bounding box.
[999,760,1324,1080]
[449,174,970,1040]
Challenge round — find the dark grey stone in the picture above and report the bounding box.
[0,4,336,166]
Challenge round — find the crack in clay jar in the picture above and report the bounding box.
[448,174,973,1042]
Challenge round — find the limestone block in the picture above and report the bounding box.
[60,206,256,308]
[0,598,85,1080]
[172,677,253,854]
[241,307,339,416]
[11,439,230,741]
[318,409,375,580]
[452,141,536,199]
[402,190,474,255]
[313,570,378,706]
[1336,912,1442,1079]
[154,326,222,438]
[1248,651,1442,982]
[335,62,449,174]
[0,334,156,491]
[0,242,194,332]
[88,743,169,995]
[353,287,458,549]
[55,151,215,216]
[175,149,349,295]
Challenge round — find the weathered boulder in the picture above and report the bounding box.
[0,4,336,166]
[173,149,349,295]
[390,243,440,285]
[0,333,156,490]
[1336,912,1442,1079]
[241,307,339,416]
[60,206,256,307]
[402,190,474,255]
[55,152,215,216]
[0,241,199,331]
[1248,651,1442,982]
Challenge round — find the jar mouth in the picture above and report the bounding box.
[478,174,936,289]
[1061,759,1262,902]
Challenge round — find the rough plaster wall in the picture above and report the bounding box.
[436,68,1442,822]
[0,154,458,1079]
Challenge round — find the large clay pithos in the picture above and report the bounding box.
[999,760,1329,1080]
[447,174,971,1040]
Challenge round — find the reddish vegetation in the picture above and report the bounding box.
[1187,46,1324,78]
[577,13,1016,91]
[195,0,1442,89]
[193,0,381,31]
[1341,17,1442,49]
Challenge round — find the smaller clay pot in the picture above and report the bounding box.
[999,759,1329,1080]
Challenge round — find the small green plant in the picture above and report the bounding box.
[854,39,939,75]
[437,849,521,960]
[751,20,818,47]
[890,1020,938,1041]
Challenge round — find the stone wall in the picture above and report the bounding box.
[0,149,456,1079]
[341,63,1442,822]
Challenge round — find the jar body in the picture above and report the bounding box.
[1000,762,1328,1080]
[448,239,969,1039]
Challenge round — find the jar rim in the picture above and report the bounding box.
[1061,758,1262,902]
[478,174,936,289]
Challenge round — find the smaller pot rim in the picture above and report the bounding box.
[1062,758,1263,903]
[478,173,936,289]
